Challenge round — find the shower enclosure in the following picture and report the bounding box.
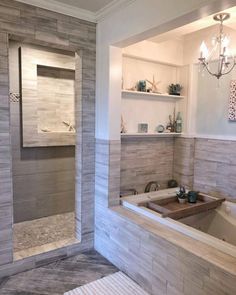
[9,42,77,259]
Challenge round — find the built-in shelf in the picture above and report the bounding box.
[122,90,184,99]
[121,133,182,138]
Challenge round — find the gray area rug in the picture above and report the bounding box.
[64,271,149,295]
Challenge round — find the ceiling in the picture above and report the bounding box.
[15,0,129,22]
[149,6,236,44]
[53,0,114,13]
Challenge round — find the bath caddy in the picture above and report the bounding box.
[146,193,225,220]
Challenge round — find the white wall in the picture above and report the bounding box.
[96,0,236,140]
[123,40,184,66]
[121,96,179,134]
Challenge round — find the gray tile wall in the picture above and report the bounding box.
[10,42,75,222]
[95,203,236,295]
[0,0,96,272]
[173,137,236,200]
[95,139,120,208]
[0,32,13,266]
[12,114,75,222]
[121,136,236,200]
[173,137,195,189]
[194,138,236,200]
[20,45,76,147]
[121,137,174,194]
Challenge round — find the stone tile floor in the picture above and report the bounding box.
[0,250,118,295]
[14,212,75,253]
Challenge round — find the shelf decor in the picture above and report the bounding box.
[138,123,148,133]
[168,84,183,96]
[146,75,161,93]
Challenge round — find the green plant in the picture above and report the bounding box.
[168,83,183,95]
[176,186,187,199]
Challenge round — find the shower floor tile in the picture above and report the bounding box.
[13,212,76,257]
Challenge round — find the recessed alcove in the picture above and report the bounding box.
[37,65,75,134]
[20,45,76,147]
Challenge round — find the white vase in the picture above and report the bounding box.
[178,198,186,204]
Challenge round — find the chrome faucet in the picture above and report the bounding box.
[144,181,160,193]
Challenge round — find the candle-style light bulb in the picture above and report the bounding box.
[222,36,230,56]
[222,36,230,48]
[200,41,208,59]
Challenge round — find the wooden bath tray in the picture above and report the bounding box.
[146,194,225,220]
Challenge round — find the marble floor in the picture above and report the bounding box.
[0,250,119,295]
[14,212,76,259]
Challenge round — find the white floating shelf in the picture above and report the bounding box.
[121,133,182,138]
[122,90,184,99]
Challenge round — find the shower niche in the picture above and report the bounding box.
[20,46,75,147]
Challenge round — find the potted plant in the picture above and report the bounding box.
[176,186,187,204]
[168,83,183,96]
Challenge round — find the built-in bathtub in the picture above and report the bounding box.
[121,188,236,258]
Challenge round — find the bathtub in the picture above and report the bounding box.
[121,188,236,258]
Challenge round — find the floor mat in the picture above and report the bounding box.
[64,271,150,295]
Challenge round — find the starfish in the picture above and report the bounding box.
[146,75,161,93]
[63,121,76,132]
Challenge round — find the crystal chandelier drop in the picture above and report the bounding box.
[198,13,236,79]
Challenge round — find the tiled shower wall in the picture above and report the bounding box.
[9,42,75,223]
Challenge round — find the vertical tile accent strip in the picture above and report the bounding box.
[0,32,13,266]
[95,139,121,208]
[75,50,96,240]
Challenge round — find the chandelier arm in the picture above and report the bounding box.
[221,62,236,76]
[202,63,218,77]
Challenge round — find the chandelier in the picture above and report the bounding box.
[198,13,236,79]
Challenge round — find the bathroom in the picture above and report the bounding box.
[0,0,235,294]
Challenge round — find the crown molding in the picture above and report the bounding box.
[14,0,135,23]
[14,0,96,22]
[95,0,136,21]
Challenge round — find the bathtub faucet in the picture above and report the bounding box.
[144,181,160,193]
